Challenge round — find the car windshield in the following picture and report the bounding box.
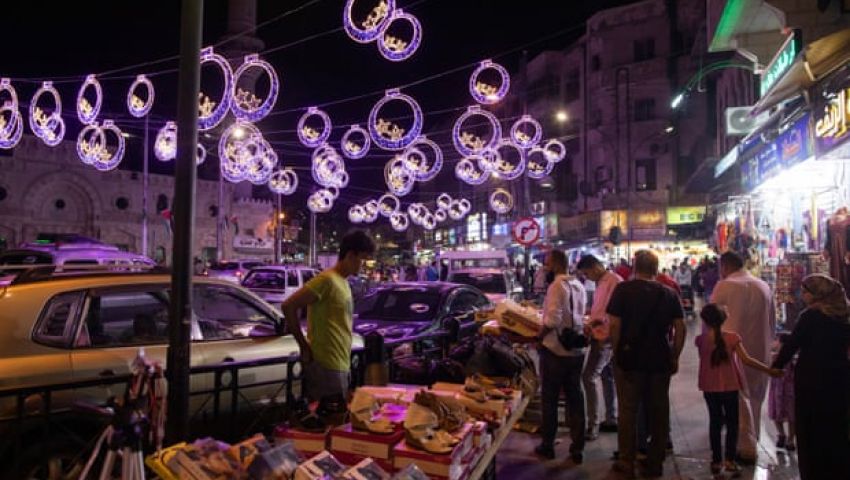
[356,287,442,321]
[449,272,507,293]
[210,261,239,271]
[242,270,287,289]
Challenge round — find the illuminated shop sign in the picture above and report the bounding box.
[666,206,706,225]
[759,29,801,98]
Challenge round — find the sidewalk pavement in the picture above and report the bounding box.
[495,317,801,479]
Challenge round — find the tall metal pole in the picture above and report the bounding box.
[275,193,282,264]
[167,0,202,445]
[216,174,224,261]
[309,211,317,266]
[519,50,531,293]
[142,116,149,257]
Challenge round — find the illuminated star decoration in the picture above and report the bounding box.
[469,60,510,105]
[0,78,23,149]
[77,74,103,125]
[341,124,371,159]
[377,9,422,62]
[344,0,396,44]
[76,120,126,171]
[369,89,423,151]
[198,46,234,131]
[297,107,332,148]
[492,139,527,180]
[452,105,501,156]
[29,81,66,147]
[455,156,489,185]
[489,188,514,214]
[526,146,555,180]
[510,115,543,149]
[231,54,279,122]
[401,136,443,182]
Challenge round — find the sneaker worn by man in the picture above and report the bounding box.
[534,444,555,459]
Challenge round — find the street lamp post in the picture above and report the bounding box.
[142,116,149,258]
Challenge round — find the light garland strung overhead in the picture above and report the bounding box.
[77,122,104,166]
[29,81,66,147]
[127,74,155,118]
[447,198,471,220]
[268,168,298,195]
[76,120,126,172]
[401,135,443,182]
[510,114,543,149]
[362,200,380,223]
[489,188,514,214]
[311,145,349,188]
[377,193,401,217]
[298,107,332,148]
[469,60,510,105]
[526,146,554,180]
[348,204,366,223]
[389,211,409,231]
[0,78,23,150]
[377,9,422,62]
[198,46,234,131]
[369,89,422,151]
[218,120,278,183]
[343,0,395,44]
[340,124,371,159]
[77,74,103,125]
[231,54,279,122]
[452,105,501,157]
[384,155,415,196]
[307,188,337,213]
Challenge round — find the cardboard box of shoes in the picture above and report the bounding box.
[331,423,404,473]
[273,425,330,458]
[393,422,474,480]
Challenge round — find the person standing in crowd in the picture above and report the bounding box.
[534,249,587,465]
[710,251,775,464]
[607,250,686,478]
[425,261,439,281]
[533,261,549,303]
[702,258,720,301]
[696,304,781,476]
[772,274,850,480]
[577,254,622,440]
[282,230,376,403]
[614,258,632,281]
[673,261,692,289]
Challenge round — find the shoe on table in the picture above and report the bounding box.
[534,444,555,459]
[599,421,618,433]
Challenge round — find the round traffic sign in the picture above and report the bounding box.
[512,217,541,246]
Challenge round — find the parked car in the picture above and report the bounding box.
[446,268,522,304]
[353,282,491,340]
[205,259,265,283]
[241,265,320,306]
[0,268,362,477]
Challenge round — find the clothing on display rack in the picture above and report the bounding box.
[824,207,850,293]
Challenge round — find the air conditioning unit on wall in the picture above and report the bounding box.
[725,106,770,136]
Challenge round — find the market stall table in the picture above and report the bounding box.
[467,395,530,480]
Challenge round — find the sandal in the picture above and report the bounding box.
[350,390,395,434]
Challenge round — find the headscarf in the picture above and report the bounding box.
[801,274,850,320]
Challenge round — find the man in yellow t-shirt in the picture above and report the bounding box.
[282,230,376,402]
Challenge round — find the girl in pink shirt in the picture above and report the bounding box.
[695,304,780,476]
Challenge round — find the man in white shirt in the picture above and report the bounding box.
[673,262,692,287]
[534,249,587,465]
[711,251,776,464]
[577,255,622,439]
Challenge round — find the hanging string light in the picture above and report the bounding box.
[489,188,513,214]
[377,9,422,62]
[491,139,527,180]
[543,138,567,162]
[127,74,155,118]
[341,124,371,159]
[78,120,126,172]
[307,188,335,213]
[384,155,415,196]
[29,81,66,147]
[378,193,400,217]
[390,211,409,231]
[343,0,395,44]
[76,74,103,125]
[452,105,501,157]
[198,46,234,131]
[349,204,366,223]
[231,54,279,122]
[154,121,205,164]
[297,107,332,148]
[455,156,489,185]
[369,89,423,151]
[362,200,380,223]
[469,59,510,105]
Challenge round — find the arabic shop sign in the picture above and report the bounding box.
[759,29,801,98]
[740,113,812,192]
[814,80,850,159]
[666,206,706,226]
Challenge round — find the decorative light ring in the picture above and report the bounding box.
[344,0,395,44]
[378,193,400,217]
[307,189,335,213]
[407,202,424,220]
[436,193,453,211]
[325,186,340,200]
[362,200,380,223]
[349,205,365,223]
[341,124,371,159]
[91,120,126,172]
[198,46,234,131]
[0,104,23,150]
[510,115,543,149]
[434,208,447,222]
[76,75,103,125]
[155,121,178,161]
[29,81,66,146]
[218,120,263,182]
[390,211,409,232]
[469,59,510,105]
[384,156,414,196]
[452,105,501,157]
[402,136,443,182]
[247,141,278,185]
[492,139,527,180]
[477,148,499,173]
[76,122,105,165]
[298,107,332,148]
[459,198,471,213]
[377,9,422,62]
[543,138,567,163]
[0,78,19,110]
[489,188,513,214]
[368,89,423,151]
[448,199,467,220]
[455,156,490,186]
[421,212,436,230]
[526,146,554,180]
[268,168,298,195]
[221,159,246,183]
[127,75,155,118]
[231,54,279,122]
[196,144,207,166]
[312,147,347,188]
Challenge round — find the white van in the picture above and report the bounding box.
[438,250,510,274]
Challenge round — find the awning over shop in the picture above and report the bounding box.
[755,28,850,114]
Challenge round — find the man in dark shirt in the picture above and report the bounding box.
[606,250,686,478]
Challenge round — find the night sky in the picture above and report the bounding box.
[4,0,637,212]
